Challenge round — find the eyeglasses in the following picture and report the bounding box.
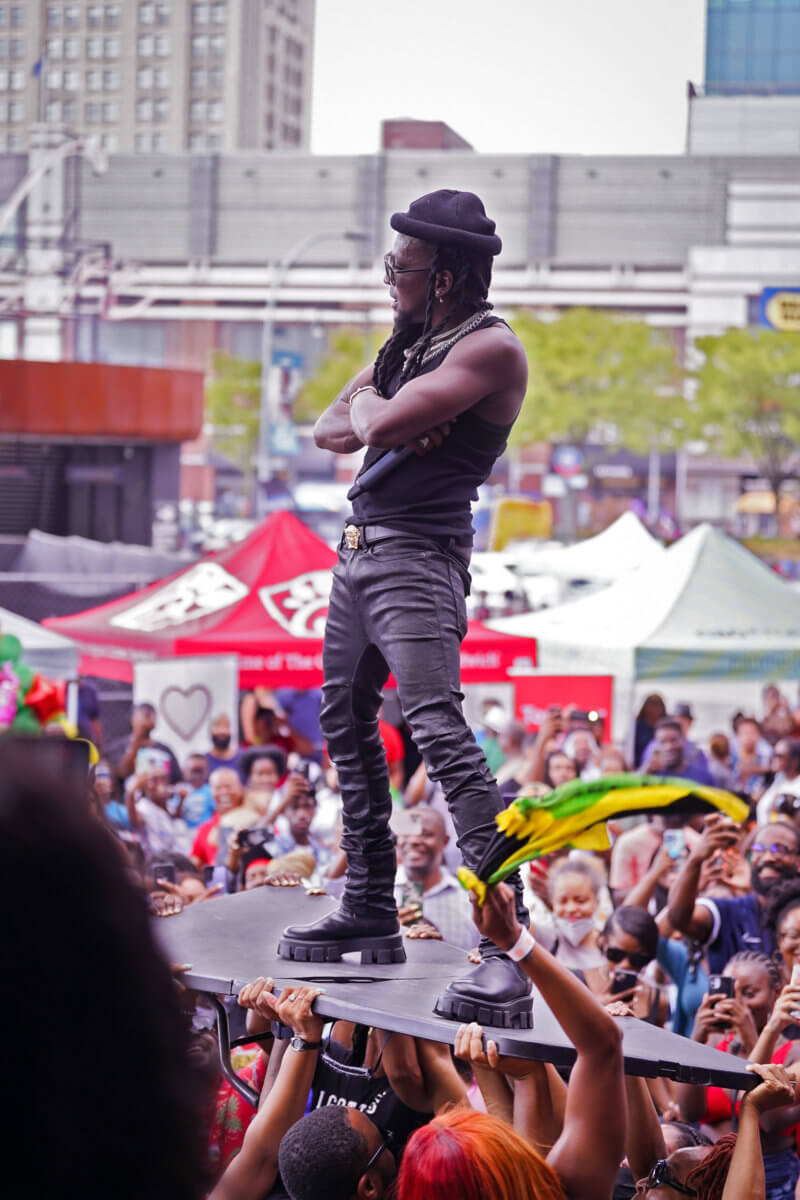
[383,253,430,286]
[364,1127,395,1172]
[749,842,798,859]
[645,1159,697,1196]
[605,946,651,970]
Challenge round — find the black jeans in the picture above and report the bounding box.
[320,533,529,954]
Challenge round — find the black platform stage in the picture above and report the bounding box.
[157,887,754,1094]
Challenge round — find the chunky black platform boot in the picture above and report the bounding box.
[278,906,407,965]
[434,955,533,1028]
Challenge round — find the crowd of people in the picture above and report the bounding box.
[11,679,800,1198]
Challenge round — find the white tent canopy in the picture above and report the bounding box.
[492,524,800,739]
[0,606,79,677]
[511,511,663,584]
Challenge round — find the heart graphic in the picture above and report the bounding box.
[159,684,212,742]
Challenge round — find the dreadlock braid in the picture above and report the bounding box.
[684,1132,736,1200]
[372,242,495,396]
[724,950,783,992]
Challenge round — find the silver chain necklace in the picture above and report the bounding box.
[403,309,489,370]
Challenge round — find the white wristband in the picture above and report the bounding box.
[506,927,536,963]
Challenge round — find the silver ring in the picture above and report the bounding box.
[419,435,431,450]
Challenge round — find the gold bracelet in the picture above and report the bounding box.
[347,384,377,406]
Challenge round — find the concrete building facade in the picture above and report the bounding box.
[1,0,314,155]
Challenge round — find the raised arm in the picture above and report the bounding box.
[313,365,372,454]
[722,1064,798,1200]
[666,814,738,942]
[210,985,324,1200]
[471,884,624,1200]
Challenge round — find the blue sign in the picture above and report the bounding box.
[550,445,584,477]
[759,288,800,331]
[270,422,300,457]
[272,349,304,369]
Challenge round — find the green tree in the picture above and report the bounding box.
[205,349,261,473]
[690,327,800,513]
[510,307,682,454]
[292,327,387,422]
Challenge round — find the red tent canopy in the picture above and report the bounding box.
[44,512,536,688]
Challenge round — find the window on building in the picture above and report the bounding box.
[63,68,79,89]
[10,6,23,27]
[86,68,101,89]
[9,67,23,89]
[0,11,8,31]
[191,66,205,88]
[135,131,152,151]
[139,2,154,22]
[154,97,168,121]
[87,4,103,28]
[105,36,120,57]
[155,65,169,87]
[87,35,102,58]
[208,98,223,122]
[192,3,208,22]
[102,101,118,122]
[155,33,170,56]
[152,130,166,150]
[85,100,100,122]
[136,98,152,120]
[0,40,6,60]
[63,98,76,121]
[212,3,226,23]
[47,67,62,88]
[191,34,207,55]
[9,35,22,58]
[102,132,118,152]
[0,69,7,89]
[105,4,121,28]
[268,25,277,44]
[210,33,224,56]
[8,132,23,149]
[138,33,154,55]
[9,98,23,120]
[0,134,7,152]
[189,131,204,150]
[190,98,205,120]
[137,65,152,87]
[46,99,62,121]
[46,6,61,29]
[155,2,170,23]
[0,100,8,120]
[104,68,119,90]
[64,4,81,27]
[209,66,223,89]
[207,132,221,148]
[64,36,79,58]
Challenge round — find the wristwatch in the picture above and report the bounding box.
[289,1035,322,1053]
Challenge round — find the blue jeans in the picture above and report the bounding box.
[320,533,528,952]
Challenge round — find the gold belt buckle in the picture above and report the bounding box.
[344,524,361,549]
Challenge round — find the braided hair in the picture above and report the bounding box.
[684,1133,736,1200]
[762,876,800,945]
[372,242,494,397]
[724,949,783,992]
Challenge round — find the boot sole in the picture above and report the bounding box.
[433,992,534,1030]
[277,932,407,965]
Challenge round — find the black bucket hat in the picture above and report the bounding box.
[390,189,502,256]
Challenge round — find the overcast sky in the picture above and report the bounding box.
[311,0,707,156]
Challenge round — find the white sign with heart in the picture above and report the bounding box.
[133,654,239,762]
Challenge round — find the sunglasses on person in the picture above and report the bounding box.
[383,253,430,286]
[644,1159,697,1196]
[364,1126,396,1172]
[605,946,651,970]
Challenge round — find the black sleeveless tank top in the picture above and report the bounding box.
[350,314,518,543]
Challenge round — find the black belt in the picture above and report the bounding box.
[341,523,471,564]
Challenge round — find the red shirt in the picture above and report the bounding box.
[192,813,221,866]
[379,719,404,766]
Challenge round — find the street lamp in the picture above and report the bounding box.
[256,228,369,515]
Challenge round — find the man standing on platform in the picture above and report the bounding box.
[278,190,532,1027]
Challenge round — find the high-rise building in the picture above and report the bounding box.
[2,0,314,154]
[705,0,800,94]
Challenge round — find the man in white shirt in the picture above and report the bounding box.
[756,738,800,826]
[130,760,191,860]
[393,805,478,951]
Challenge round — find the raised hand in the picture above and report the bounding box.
[275,985,325,1043]
[454,1021,534,1079]
[744,1062,799,1114]
[469,881,520,952]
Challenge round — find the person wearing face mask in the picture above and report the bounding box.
[205,713,242,777]
[534,858,605,975]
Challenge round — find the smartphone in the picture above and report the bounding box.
[611,969,639,995]
[208,865,228,894]
[708,974,735,999]
[663,829,686,860]
[152,861,176,885]
[237,828,272,850]
[785,964,800,1040]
